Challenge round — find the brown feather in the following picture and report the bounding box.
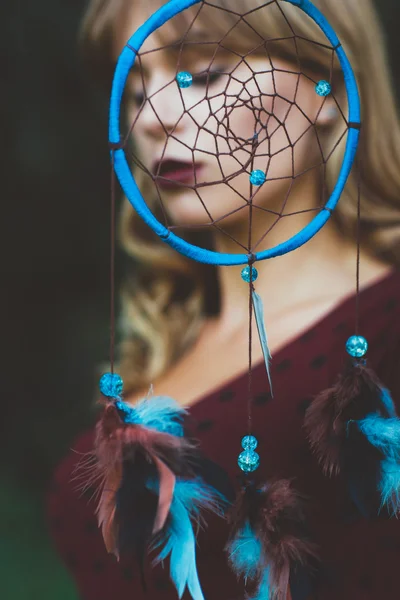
[97,467,122,557]
[304,359,389,475]
[228,480,317,599]
[90,403,197,555]
[152,456,176,533]
[94,403,196,474]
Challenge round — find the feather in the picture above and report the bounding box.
[355,413,400,460]
[87,400,198,561]
[95,403,195,477]
[190,455,236,504]
[227,521,263,581]
[115,455,158,565]
[380,458,400,515]
[251,569,272,600]
[380,388,397,418]
[353,413,400,515]
[153,478,227,600]
[342,421,382,518]
[152,456,176,533]
[305,358,400,517]
[252,290,273,397]
[97,467,122,556]
[83,396,229,596]
[227,480,317,600]
[304,359,395,475]
[115,395,186,436]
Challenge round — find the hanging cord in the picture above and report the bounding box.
[246,133,258,436]
[110,150,117,374]
[355,134,362,336]
[247,257,255,436]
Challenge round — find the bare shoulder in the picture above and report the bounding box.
[125,257,395,409]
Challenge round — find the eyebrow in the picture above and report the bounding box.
[129,30,224,75]
[140,30,220,54]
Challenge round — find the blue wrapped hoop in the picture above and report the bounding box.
[109,0,360,266]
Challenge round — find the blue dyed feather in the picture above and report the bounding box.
[354,391,400,515]
[251,568,272,600]
[252,290,273,397]
[380,388,397,418]
[115,395,186,436]
[227,522,274,600]
[379,458,400,515]
[153,479,227,600]
[227,521,263,581]
[356,413,400,460]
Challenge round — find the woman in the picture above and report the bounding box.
[47,1,400,599]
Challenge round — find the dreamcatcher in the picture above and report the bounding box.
[84,1,400,599]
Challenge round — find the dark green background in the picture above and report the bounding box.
[1,1,400,598]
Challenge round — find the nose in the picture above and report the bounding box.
[139,70,186,140]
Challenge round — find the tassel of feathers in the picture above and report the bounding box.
[304,357,400,517]
[226,479,317,600]
[79,394,228,600]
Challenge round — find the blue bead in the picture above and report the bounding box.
[241,265,258,283]
[249,169,266,186]
[238,450,260,472]
[241,435,258,450]
[176,71,193,88]
[346,335,368,358]
[99,372,124,398]
[315,80,331,96]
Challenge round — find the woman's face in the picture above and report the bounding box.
[120,13,330,238]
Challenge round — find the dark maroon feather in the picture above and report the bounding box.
[77,403,198,558]
[228,480,318,599]
[304,359,392,475]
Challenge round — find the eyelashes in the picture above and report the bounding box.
[192,68,226,87]
[126,67,226,106]
[132,92,145,106]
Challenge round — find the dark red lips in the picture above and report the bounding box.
[153,159,204,189]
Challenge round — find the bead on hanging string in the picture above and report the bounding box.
[241,265,258,283]
[99,372,124,399]
[237,435,260,473]
[241,262,273,396]
[346,335,368,358]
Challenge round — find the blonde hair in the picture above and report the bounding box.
[80,0,400,394]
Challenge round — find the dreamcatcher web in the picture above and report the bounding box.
[116,0,351,256]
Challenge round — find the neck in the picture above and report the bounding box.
[213,214,357,334]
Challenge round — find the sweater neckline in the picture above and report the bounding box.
[188,267,399,413]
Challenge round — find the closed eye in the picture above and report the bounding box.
[125,89,145,106]
[192,68,226,87]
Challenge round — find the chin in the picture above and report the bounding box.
[165,191,246,231]
[165,204,214,229]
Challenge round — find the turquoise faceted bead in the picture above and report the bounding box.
[241,435,258,450]
[249,169,266,185]
[238,450,260,472]
[346,335,368,358]
[315,80,331,96]
[238,435,260,472]
[176,71,193,88]
[241,265,258,283]
[99,372,124,398]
